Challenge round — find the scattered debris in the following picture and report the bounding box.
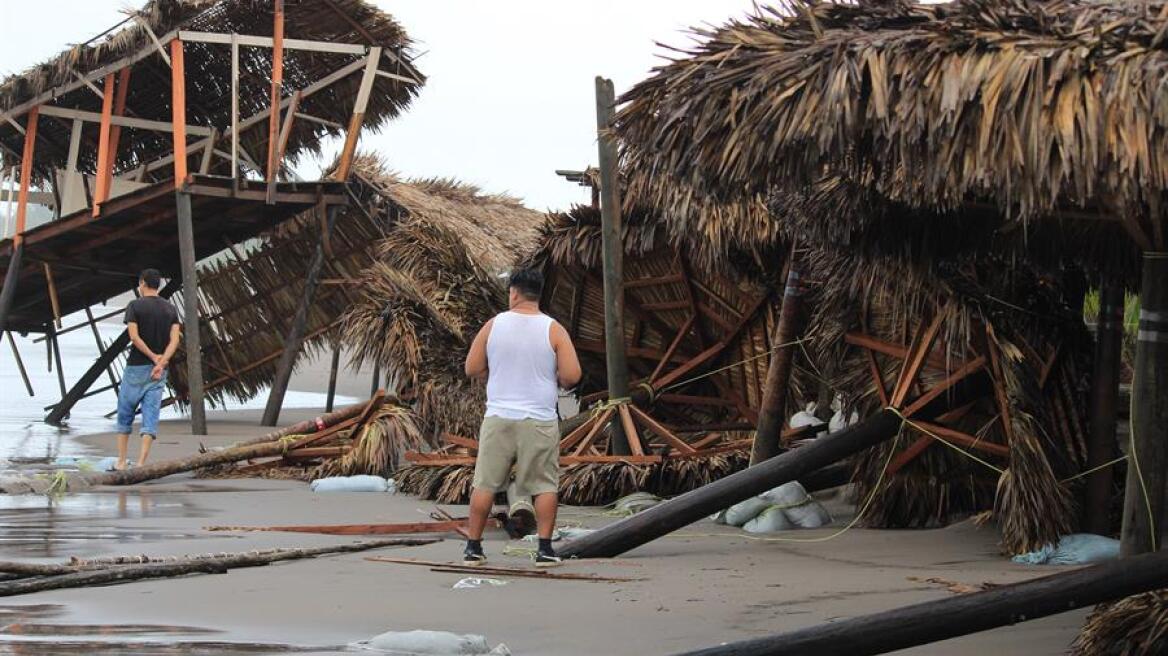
[365,557,646,583]
[452,578,508,590]
[353,629,510,655]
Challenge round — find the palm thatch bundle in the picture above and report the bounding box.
[0,0,423,184]
[1072,591,1168,656]
[615,0,1167,254]
[312,404,426,479]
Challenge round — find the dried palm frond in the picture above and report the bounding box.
[559,463,656,507]
[395,464,475,504]
[313,405,426,479]
[1072,591,1168,656]
[654,452,749,497]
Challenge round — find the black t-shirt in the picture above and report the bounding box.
[124,296,181,366]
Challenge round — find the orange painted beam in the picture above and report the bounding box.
[13,107,39,245]
[266,0,285,183]
[91,74,115,217]
[100,67,133,201]
[170,39,187,187]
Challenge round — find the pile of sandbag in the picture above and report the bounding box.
[710,481,832,533]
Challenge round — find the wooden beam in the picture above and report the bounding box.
[267,91,299,203]
[37,105,213,137]
[845,332,958,372]
[103,67,132,196]
[133,14,171,66]
[231,33,239,179]
[266,0,286,188]
[650,314,696,383]
[91,74,115,217]
[65,120,83,173]
[333,49,381,181]
[618,405,644,456]
[630,405,696,454]
[170,39,188,188]
[235,57,369,134]
[900,356,987,418]
[13,108,38,245]
[890,311,947,408]
[909,421,1010,458]
[176,30,369,55]
[624,273,684,289]
[42,263,61,329]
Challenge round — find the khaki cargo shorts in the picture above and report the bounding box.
[472,416,560,497]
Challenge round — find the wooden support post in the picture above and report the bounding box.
[100,67,132,201]
[230,33,239,179]
[1087,277,1124,536]
[91,74,115,217]
[0,107,38,333]
[84,306,119,388]
[334,48,381,181]
[750,250,802,465]
[595,76,630,455]
[175,192,205,435]
[326,338,341,413]
[265,0,285,198]
[262,204,338,426]
[7,332,34,397]
[558,374,991,559]
[48,329,67,399]
[1122,252,1168,556]
[170,39,188,184]
[42,263,61,329]
[675,549,1168,656]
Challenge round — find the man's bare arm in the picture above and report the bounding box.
[127,323,160,364]
[551,322,582,389]
[465,319,493,381]
[159,324,181,366]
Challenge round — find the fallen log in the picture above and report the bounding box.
[91,394,390,486]
[559,375,990,559]
[0,538,439,597]
[224,400,373,448]
[673,548,1168,656]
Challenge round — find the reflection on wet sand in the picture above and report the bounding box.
[0,492,209,558]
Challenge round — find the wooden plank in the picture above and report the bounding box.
[441,433,479,451]
[231,34,239,179]
[641,300,689,312]
[890,312,947,408]
[284,446,348,459]
[65,120,83,173]
[571,408,614,456]
[266,0,286,188]
[209,520,469,535]
[911,420,1010,458]
[900,356,987,418]
[624,273,685,289]
[403,454,476,466]
[618,405,644,456]
[559,410,606,451]
[13,108,38,245]
[42,264,61,329]
[103,67,132,197]
[630,405,697,454]
[333,49,381,181]
[91,74,115,217]
[170,39,188,187]
[560,455,661,465]
[37,105,213,137]
[176,30,369,55]
[865,347,890,406]
[650,314,696,383]
[846,332,957,372]
[656,392,737,407]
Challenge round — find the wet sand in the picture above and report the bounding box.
[0,354,1090,655]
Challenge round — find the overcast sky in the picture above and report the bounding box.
[0,1,757,212]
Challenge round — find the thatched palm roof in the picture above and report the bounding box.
[169,154,545,420]
[0,0,423,182]
[617,0,1168,251]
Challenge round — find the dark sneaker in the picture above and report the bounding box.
[534,548,562,568]
[462,544,487,566]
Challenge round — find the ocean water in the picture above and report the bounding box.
[0,314,355,462]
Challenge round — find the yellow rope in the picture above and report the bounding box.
[1060,454,1128,483]
[657,337,813,395]
[1128,366,1157,551]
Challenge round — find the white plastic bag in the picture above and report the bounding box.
[452,577,507,590]
[310,475,390,493]
[357,629,496,654]
[724,496,771,526]
[743,505,795,533]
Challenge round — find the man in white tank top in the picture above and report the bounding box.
[462,268,581,567]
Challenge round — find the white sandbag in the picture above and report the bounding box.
[309,475,390,493]
[760,481,811,507]
[709,510,729,524]
[723,496,771,526]
[828,409,860,434]
[357,629,501,655]
[789,402,827,438]
[743,505,795,533]
[784,500,832,529]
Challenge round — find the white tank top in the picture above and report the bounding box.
[485,311,559,421]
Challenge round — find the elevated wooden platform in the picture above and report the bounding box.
[0,175,347,334]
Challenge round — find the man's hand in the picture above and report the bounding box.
[151,362,166,380]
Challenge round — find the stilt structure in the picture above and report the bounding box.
[0,0,424,429]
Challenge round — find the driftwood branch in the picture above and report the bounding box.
[0,538,439,596]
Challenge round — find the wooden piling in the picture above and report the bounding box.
[262,204,338,426]
[326,338,341,413]
[175,191,206,435]
[1121,252,1168,556]
[750,248,803,465]
[1086,277,1123,536]
[595,76,630,455]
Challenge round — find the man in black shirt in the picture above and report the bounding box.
[114,269,181,470]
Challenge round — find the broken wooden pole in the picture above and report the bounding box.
[7,332,33,396]
[48,329,67,399]
[674,547,1168,656]
[263,204,339,426]
[595,75,630,456]
[230,400,372,448]
[1122,251,1168,556]
[750,249,803,465]
[1086,277,1124,536]
[0,538,438,597]
[0,107,38,333]
[559,375,990,559]
[46,284,179,425]
[326,338,341,412]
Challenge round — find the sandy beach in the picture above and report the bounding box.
[0,352,1090,655]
